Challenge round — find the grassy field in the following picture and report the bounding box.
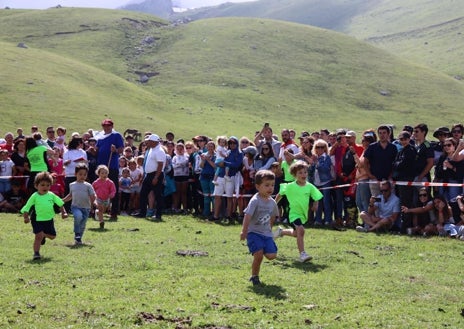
[1,8,464,140]
[1,212,463,328]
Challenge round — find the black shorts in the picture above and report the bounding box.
[290,218,304,229]
[31,219,56,236]
[174,175,189,183]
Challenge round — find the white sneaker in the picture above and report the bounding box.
[356,225,368,233]
[273,226,283,239]
[299,251,312,263]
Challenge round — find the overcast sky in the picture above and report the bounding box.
[0,0,254,9]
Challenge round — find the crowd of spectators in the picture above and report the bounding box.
[1,121,464,241]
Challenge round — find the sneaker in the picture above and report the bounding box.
[99,221,105,229]
[460,235,464,241]
[75,239,83,246]
[273,226,283,239]
[41,237,46,245]
[32,253,41,260]
[299,251,313,263]
[356,225,368,233]
[249,276,261,286]
[131,210,140,216]
[146,209,155,217]
[120,211,128,216]
[94,209,99,220]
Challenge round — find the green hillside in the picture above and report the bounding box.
[1,8,464,138]
[174,0,464,77]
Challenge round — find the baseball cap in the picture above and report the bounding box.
[145,134,160,142]
[101,119,113,126]
[345,130,356,137]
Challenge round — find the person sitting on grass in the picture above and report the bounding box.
[274,161,323,263]
[62,163,96,246]
[0,180,27,213]
[240,169,279,286]
[356,180,400,233]
[21,171,68,260]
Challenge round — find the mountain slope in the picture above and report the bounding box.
[173,0,464,77]
[1,8,464,137]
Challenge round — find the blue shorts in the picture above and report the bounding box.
[247,232,278,255]
[31,219,56,236]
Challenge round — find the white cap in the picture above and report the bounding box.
[145,134,160,142]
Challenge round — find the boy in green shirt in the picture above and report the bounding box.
[21,172,68,260]
[275,161,323,262]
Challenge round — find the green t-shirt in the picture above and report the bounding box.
[26,145,49,172]
[279,181,323,224]
[281,160,296,182]
[21,191,64,221]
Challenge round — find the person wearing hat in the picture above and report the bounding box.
[95,118,124,220]
[391,131,416,233]
[238,145,258,219]
[136,134,166,220]
[432,127,450,165]
[212,136,244,223]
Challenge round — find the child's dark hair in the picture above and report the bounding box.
[75,163,89,174]
[34,171,53,186]
[290,160,309,177]
[254,169,275,185]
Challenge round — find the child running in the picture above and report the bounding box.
[92,165,116,229]
[274,161,323,262]
[21,171,68,260]
[62,163,96,245]
[240,169,279,286]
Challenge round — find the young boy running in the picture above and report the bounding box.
[275,161,323,262]
[21,171,68,260]
[240,170,279,286]
[63,163,96,245]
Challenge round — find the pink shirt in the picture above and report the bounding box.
[92,178,116,201]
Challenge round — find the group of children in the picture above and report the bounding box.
[21,163,118,260]
[241,160,322,285]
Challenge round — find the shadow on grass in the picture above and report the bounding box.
[87,227,109,233]
[64,243,95,249]
[26,257,53,264]
[272,255,328,273]
[249,284,287,300]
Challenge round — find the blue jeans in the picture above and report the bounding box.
[438,180,461,202]
[315,182,332,224]
[200,178,215,216]
[356,179,371,213]
[71,206,90,238]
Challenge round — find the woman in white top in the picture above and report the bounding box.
[63,138,87,209]
[171,143,190,214]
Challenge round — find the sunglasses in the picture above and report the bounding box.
[315,146,325,149]
[444,144,453,147]
[419,193,428,197]
[380,189,389,193]
[186,147,192,149]
[241,141,249,144]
